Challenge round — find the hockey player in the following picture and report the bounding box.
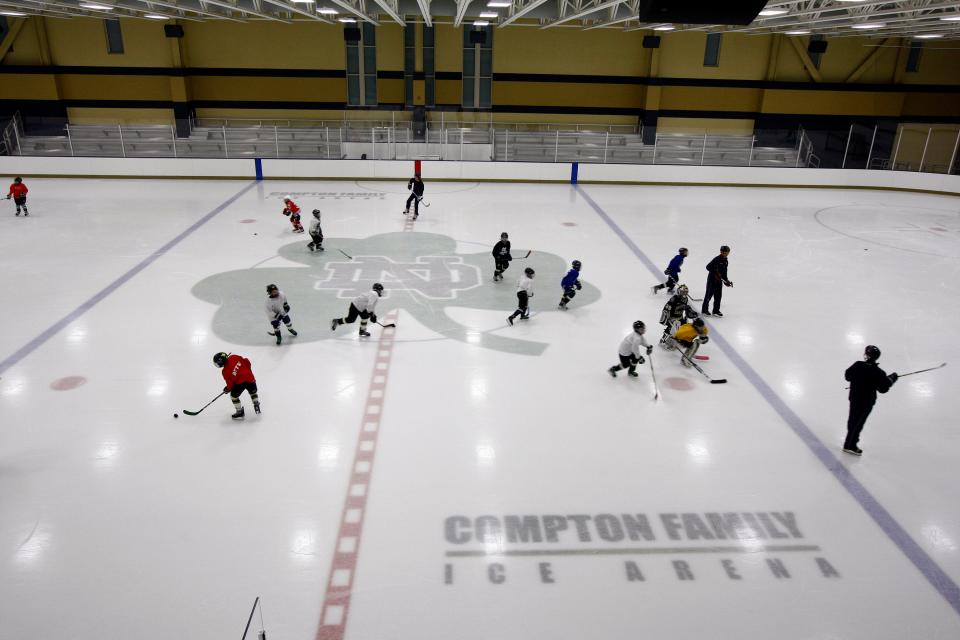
[608,321,653,378]
[507,267,535,326]
[404,173,424,219]
[6,177,28,216]
[843,345,898,456]
[307,209,324,252]
[671,317,709,365]
[331,283,384,338]
[658,284,699,347]
[492,232,512,282]
[702,245,733,317]
[558,260,583,310]
[213,351,259,419]
[265,284,298,345]
[282,196,304,233]
[652,247,688,294]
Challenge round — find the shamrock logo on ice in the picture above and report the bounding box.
[191,231,601,355]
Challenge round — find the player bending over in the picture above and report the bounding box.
[608,321,653,378]
[507,267,535,326]
[7,177,28,216]
[558,260,583,310]
[213,351,260,419]
[659,284,698,347]
[652,247,688,295]
[282,196,304,233]
[671,317,709,365]
[265,284,298,345]
[308,209,324,252]
[492,232,512,282]
[331,283,384,338]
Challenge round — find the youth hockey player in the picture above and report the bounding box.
[213,351,259,419]
[265,284,298,345]
[608,321,653,378]
[507,267,535,326]
[659,284,699,347]
[6,177,28,216]
[671,317,709,365]
[492,232,512,281]
[702,245,732,317]
[282,196,304,233]
[843,345,898,456]
[404,173,425,219]
[331,283,384,338]
[307,209,324,252]
[652,247,688,294]
[558,260,583,310]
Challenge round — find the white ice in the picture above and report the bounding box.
[1,177,959,639]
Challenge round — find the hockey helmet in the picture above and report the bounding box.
[312,209,321,219]
[266,284,279,296]
[372,283,384,295]
[571,260,582,270]
[692,317,705,329]
[633,320,646,334]
[679,247,688,255]
[283,195,293,202]
[213,352,228,368]
[677,284,689,297]
[13,176,22,183]
[864,345,881,361]
[500,232,509,240]
[524,267,535,277]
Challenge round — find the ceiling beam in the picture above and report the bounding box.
[417,0,431,26]
[454,0,472,27]
[540,0,624,27]
[369,0,404,24]
[201,0,290,22]
[498,0,549,27]
[328,0,379,23]
[260,0,334,22]
[130,0,244,21]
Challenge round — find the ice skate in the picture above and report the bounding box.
[843,447,862,456]
[253,402,261,415]
[331,318,340,331]
[359,329,371,338]
[608,366,618,377]
[231,407,245,420]
[507,316,514,326]
[287,327,298,336]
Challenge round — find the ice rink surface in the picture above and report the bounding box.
[1,177,959,639]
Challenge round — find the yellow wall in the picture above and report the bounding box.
[2,16,959,129]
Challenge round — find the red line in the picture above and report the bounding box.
[315,220,412,640]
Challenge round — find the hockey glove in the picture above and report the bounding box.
[724,280,733,287]
[223,386,230,393]
[370,314,377,324]
[636,355,646,365]
[698,335,709,344]
[888,372,898,383]
[646,345,654,355]
[282,208,291,216]
[283,302,290,313]
[575,282,582,290]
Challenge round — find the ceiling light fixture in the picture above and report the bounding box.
[487,1,510,6]
[479,11,497,18]
[653,25,675,31]
[0,9,27,14]
[144,13,169,18]
[473,20,489,26]
[851,22,885,29]
[784,30,811,35]
[80,3,112,9]
[338,16,355,22]
[290,0,315,3]
[914,34,943,39]
[939,15,960,21]
[318,7,337,12]
[758,9,787,16]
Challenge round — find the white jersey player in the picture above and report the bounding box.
[608,321,653,378]
[308,209,324,252]
[507,267,535,326]
[265,284,297,345]
[331,283,384,338]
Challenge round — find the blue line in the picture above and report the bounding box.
[571,162,579,185]
[577,185,960,618]
[0,182,258,378]
[254,158,263,181]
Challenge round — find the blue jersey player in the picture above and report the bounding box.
[558,260,583,310]
[652,247,688,295]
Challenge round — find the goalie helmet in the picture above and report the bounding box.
[677,284,689,297]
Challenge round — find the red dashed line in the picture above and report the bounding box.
[316,212,413,640]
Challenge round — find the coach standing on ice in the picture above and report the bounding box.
[843,345,898,457]
[404,172,425,219]
[702,245,732,317]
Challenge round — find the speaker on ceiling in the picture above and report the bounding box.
[642,36,661,49]
[636,0,768,26]
[163,24,184,38]
[808,40,828,54]
[344,27,361,42]
[469,30,487,45]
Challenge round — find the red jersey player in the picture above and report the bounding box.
[213,352,260,419]
[282,196,304,233]
[6,177,29,216]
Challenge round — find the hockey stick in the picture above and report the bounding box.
[682,356,727,384]
[844,362,946,388]
[337,248,354,260]
[648,352,660,401]
[514,250,533,260]
[376,320,397,329]
[182,391,227,416]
